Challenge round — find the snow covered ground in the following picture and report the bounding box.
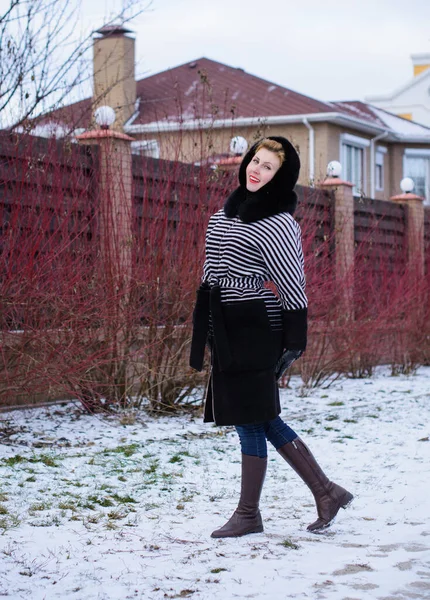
[0,367,429,600]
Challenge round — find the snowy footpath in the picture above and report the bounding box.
[0,367,429,600]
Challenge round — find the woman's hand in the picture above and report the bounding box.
[275,349,302,380]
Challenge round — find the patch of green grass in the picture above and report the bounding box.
[58,501,77,511]
[180,493,198,503]
[211,568,227,574]
[279,539,300,550]
[61,478,85,488]
[87,495,114,508]
[29,502,51,512]
[28,454,59,468]
[104,443,139,457]
[328,401,344,407]
[118,475,127,482]
[3,455,26,467]
[85,513,102,524]
[107,509,127,520]
[111,493,137,504]
[169,454,183,464]
[0,504,8,515]
[25,476,36,483]
[0,493,8,502]
[325,414,339,421]
[343,419,358,424]
[0,513,20,531]
[145,460,159,475]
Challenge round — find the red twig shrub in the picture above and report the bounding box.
[1,131,428,412]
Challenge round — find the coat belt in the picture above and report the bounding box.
[189,283,233,372]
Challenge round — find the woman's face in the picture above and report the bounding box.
[245,148,282,192]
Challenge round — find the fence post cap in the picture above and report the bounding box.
[390,192,425,203]
[319,177,354,188]
[75,130,134,142]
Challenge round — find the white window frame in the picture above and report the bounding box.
[403,149,430,205]
[340,133,370,197]
[375,145,387,192]
[131,139,160,159]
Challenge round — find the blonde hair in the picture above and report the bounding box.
[255,139,285,165]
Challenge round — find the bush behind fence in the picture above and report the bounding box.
[0,133,429,410]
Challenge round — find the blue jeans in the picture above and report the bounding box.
[235,417,298,458]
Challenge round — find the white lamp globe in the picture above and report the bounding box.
[94,106,116,129]
[327,160,342,178]
[400,177,414,193]
[230,136,248,155]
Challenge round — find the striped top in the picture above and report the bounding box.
[202,209,307,331]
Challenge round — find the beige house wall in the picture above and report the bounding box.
[133,124,430,201]
[135,122,315,186]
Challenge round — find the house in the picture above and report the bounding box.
[365,53,430,127]
[38,26,430,205]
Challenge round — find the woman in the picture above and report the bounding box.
[190,136,353,537]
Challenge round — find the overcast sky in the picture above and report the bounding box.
[2,0,430,106]
[82,0,430,103]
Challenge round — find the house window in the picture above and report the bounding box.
[375,146,386,191]
[404,149,430,205]
[341,133,370,196]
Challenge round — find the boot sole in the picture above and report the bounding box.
[211,525,264,538]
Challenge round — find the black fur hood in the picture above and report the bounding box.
[224,136,300,223]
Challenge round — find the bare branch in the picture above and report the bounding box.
[0,0,150,129]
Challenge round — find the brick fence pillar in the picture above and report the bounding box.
[76,129,134,400]
[390,192,425,278]
[319,177,355,317]
[76,129,134,283]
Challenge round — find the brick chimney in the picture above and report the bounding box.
[93,25,136,131]
[411,53,430,77]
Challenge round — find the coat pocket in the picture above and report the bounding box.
[221,300,279,372]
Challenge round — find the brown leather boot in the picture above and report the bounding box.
[211,453,267,538]
[277,437,353,532]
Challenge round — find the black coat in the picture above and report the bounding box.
[203,296,284,425]
[190,281,307,427]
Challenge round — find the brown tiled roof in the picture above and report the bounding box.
[133,57,334,124]
[36,97,93,130]
[36,58,430,138]
[330,101,387,128]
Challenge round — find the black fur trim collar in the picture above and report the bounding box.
[224,186,298,223]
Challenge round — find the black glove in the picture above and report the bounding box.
[275,349,302,380]
[282,308,307,352]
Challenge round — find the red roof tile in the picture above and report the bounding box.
[37,58,430,138]
[133,57,334,124]
[331,101,387,128]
